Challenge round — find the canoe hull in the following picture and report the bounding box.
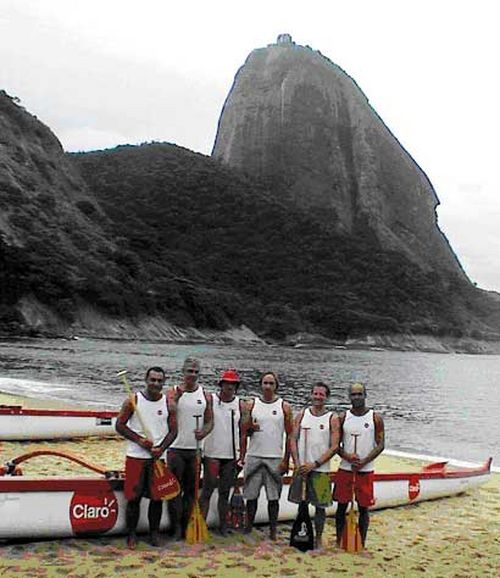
[0,459,491,541]
[0,406,118,440]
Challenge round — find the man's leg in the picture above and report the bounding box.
[180,452,197,536]
[335,502,348,545]
[314,507,326,549]
[245,499,258,533]
[199,458,219,521]
[267,499,279,541]
[148,500,163,546]
[264,459,282,541]
[217,459,236,535]
[167,450,185,539]
[243,458,263,534]
[358,506,369,546]
[125,499,141,549]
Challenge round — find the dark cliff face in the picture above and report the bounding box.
[0,90,110,250]
[0,90,116,332]
[212,41,466,280]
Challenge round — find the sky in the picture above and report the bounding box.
[1,0,499,292]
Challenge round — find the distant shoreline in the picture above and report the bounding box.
[2,331,500,355]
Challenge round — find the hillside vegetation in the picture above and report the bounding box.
[70,143,496,341]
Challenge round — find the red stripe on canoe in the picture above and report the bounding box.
[0,459,491,493]
[0,406,118,418]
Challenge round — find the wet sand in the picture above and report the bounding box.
[0,393,498,577]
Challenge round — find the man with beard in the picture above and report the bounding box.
[167,357,213,540]
[240,371,293,541]
[289,382,340,549]
[333,382,385,548]
[116,366,177,549]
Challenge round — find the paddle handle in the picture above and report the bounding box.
[117,371,153,442]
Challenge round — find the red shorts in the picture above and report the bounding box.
[124,456,156,500]
[333,469,375,508]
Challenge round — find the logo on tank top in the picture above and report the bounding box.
[157,410,163,415]
[320,424,325,430]
[364,423,369,428]
[70,489,118,534]
[272,410,277,415]
[197,399,202,404]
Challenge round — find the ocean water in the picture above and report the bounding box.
[0,337,499,467]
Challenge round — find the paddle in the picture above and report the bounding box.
[229,408,245,530]
[340,433,363,553]
[116,370,180,501]
[290,426,314,551]
[186,414,210,544]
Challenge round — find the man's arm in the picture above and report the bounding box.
[336,412,353,462]
[279,401,294,473]
[353,412,385,472]
[151,395,178,458]
[290,410,305,471]
[195,391,214,440]
[115,396,153,452]
[238,399,253,464]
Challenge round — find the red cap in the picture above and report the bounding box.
[219,369,241,384]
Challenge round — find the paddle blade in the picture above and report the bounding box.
[186,502,210,544]
[228,486,245,529]
[290,502,314,552]
[150,461,180,501]
[340,508,363,553]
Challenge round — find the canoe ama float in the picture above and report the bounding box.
[0,405,119,440]
[0,451,492,541]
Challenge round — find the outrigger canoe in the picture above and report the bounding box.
[0,450,492,541]
[0,405,118,440]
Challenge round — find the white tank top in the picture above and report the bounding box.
[126,392,169,459]
[203,395,240,459]
[298,408,332,472]
[247,397,285,458]
[339,409,376,472]
[170,385,208,450]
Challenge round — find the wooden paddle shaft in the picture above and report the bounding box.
[351,433,360,502]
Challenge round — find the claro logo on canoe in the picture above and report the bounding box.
[70,489,118,534]
[408,475,421,501]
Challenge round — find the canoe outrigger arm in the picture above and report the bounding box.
[0,450,124,480]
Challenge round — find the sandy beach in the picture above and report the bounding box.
[0,393,498,577]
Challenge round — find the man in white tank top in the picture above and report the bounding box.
[240,371,294,541]
[289,382,340,549]
[167,357,214,540]
[115,366,177,549]
[199,368,244,536]
[333,382,385,548]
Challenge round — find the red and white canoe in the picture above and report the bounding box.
[0,405,119,440]
[0,451,492,541]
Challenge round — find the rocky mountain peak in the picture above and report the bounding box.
[212,39,466,280]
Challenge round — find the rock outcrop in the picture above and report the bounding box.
[212,37,466,280]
